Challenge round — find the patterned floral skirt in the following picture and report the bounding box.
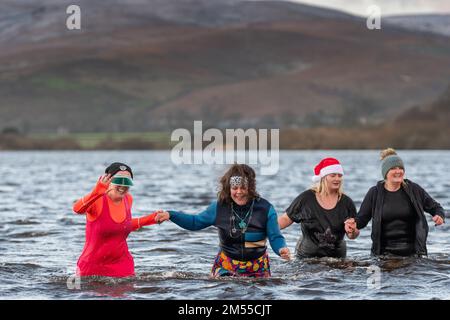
[210,251,271,278]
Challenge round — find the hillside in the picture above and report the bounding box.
[385,14,450,37]
[0,0,449,134]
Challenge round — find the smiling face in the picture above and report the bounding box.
[386,166,405,184]
[324,173,343,192]
[108,170,131,201]
[114,184,129,196]
[230,185,249,206]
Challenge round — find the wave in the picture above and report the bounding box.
[0,262,43,272]
[10,231,56,238]
[7,219,40,225]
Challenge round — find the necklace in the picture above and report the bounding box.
[230,200,255,235]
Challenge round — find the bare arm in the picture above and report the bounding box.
[278,213,294,230]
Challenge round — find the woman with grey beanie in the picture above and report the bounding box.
[345,148,445,256]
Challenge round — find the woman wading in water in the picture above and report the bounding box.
[156,164,290,278]
[278,158,358,258]
[73,162,159,277]
[345,149,445,257]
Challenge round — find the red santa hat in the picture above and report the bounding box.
[312,158,344,183]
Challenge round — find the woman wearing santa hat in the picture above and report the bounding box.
[278,157,358,258]
[344,148,445,257]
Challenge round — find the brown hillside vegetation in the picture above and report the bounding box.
[0,0,449,134]
[1,86,448,150]
[280,86,450,149]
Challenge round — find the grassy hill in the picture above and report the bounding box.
[0,0,449,139]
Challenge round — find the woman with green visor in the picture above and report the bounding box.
[73,162,158,277]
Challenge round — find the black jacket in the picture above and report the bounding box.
[356,179,445,256]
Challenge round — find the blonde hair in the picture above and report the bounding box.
[311,176,344,199]
[380,147,397,160]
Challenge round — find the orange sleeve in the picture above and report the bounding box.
[73,178,109,218]
[131,212,158,231]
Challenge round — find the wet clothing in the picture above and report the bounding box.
[380,188,416,256]
[169,197,286,270]
[73,178,157,277]
[77,194,134,277]
[286,190,357,258]
[295,234,347,258]
[211,250,271,278]
[356,179,446,256]
[73,178,157,230]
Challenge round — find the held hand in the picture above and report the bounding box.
[344,218,356,233]
[155,210,170,224]
[432,215,445,226]
[344,218,359,239]
[279,247,291,261]
[346,228,359,239]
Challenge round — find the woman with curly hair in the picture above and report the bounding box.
[155,164,290,278]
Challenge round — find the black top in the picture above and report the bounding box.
[356,179,446,256]
[286,190,357,257]
[381,188,416,255]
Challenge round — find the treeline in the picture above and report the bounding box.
[280,86,450,149]
[279,125,450,149]
[1,125,448,150]
[1,126,448,150]
[1,87,448,150]
[0,134,166,150]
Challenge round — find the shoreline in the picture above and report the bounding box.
[2,129,450,150]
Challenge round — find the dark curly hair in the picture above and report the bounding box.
[217,164,259,205]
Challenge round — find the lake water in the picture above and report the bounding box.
[0,150,449,300]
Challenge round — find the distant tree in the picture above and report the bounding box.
[1,127,21,135]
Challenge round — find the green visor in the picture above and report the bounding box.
[111,175,134,187]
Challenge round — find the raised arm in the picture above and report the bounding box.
[73,175,111,215]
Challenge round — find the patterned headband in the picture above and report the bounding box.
[230,176,248,188]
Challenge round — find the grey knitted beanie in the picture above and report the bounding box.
[381,155,405,179]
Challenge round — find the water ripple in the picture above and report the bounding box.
[0,150,449,299]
